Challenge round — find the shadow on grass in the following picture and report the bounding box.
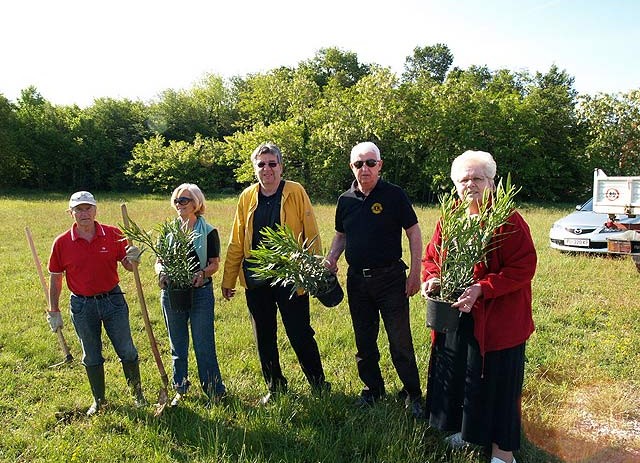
[114,390,566,463]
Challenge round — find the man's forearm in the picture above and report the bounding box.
[406,224,422,272]
[327,233,346,261]
[48,273,64,311]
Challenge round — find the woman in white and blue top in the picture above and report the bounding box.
[156,183,226,406]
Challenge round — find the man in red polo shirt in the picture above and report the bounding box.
[47,191,146,416]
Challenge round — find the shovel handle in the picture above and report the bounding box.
[25,227,73,361]
[120,204,169,388]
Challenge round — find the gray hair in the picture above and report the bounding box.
[171,183,206,216]
[251,142,283,164]
[450,150,497,181]
[350,142,381,162]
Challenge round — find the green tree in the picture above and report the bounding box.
[0,95,28,187]
[578,90,640,176]
[519,65,586,200]
[78,98,151,189]
[402,43,453,83]
[125,134,230,193]
[14,87,77,189]
[234,68,298,130]
[147,74,236,142]
[298,47,371,89]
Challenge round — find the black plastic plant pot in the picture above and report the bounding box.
[425,295,460,333]
[167,286,193,312]
[314,275,344,308]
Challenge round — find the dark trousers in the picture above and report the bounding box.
[346,265,421,399]
[245,284,325,392]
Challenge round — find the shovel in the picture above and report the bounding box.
[25,227,74,367]
[121,204,170,416]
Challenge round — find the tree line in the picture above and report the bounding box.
[1,45,638,203]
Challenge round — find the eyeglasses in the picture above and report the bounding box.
[456,177,487,185]
[72,205,94,214]
[352,159,380,169]
[173,197,193,205]
[256,161,278,168]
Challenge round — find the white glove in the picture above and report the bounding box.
[47,311,63,332]
[125,244,142,263]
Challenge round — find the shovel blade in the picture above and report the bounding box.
[48,354,74,369]
[153,387,169,417]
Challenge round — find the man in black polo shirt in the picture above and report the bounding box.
[325,141,424,418]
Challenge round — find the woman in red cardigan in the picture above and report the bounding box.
[421,150,537,463]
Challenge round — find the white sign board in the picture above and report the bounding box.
[592,169,640,216]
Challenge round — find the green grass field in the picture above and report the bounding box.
[0,192,638,463]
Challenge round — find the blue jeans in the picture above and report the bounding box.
[69,285,139,367]
[161,283,225,397]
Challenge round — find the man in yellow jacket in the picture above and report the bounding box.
[222,142,329,404]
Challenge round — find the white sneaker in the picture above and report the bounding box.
[444,432,470,449]
[490,457,516,463]
[170,392,182,407]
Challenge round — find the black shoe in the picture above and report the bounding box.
[405,396,425,419]
[354,393,383,408]
[397,388,409,401]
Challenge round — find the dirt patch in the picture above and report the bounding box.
[524,382,640,462]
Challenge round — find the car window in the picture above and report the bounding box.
[579,198,593,212]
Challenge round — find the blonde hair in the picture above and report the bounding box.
[171,183,206,216]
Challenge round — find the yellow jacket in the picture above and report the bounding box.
[222,180,322,290]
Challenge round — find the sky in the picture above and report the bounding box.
[1,0,638,108]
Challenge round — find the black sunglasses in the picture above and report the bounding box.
[173,196,193,205]
[353,159,379,169]
[256,160,278,168]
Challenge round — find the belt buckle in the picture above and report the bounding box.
[362,268,372,278]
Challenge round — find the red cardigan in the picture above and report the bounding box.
[422,210,537,356]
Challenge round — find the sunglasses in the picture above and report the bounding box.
[173,196,193,205]
[256,161,279,168]
[353,159,379,169]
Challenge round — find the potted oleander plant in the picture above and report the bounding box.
[426,176,520,332]
[246,224,344,307]
[120,216,199,311]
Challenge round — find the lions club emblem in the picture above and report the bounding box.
[371,202,383,214]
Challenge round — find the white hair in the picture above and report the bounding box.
[450,150,497,181]
[350,142,381,162]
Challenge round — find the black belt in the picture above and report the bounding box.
[351,261,402,278]
[73,287,123,299]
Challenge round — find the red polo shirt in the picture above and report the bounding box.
[48,221,126,296]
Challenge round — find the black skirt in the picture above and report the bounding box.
[425,312,525,451]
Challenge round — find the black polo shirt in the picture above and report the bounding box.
[335,178,418,270]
